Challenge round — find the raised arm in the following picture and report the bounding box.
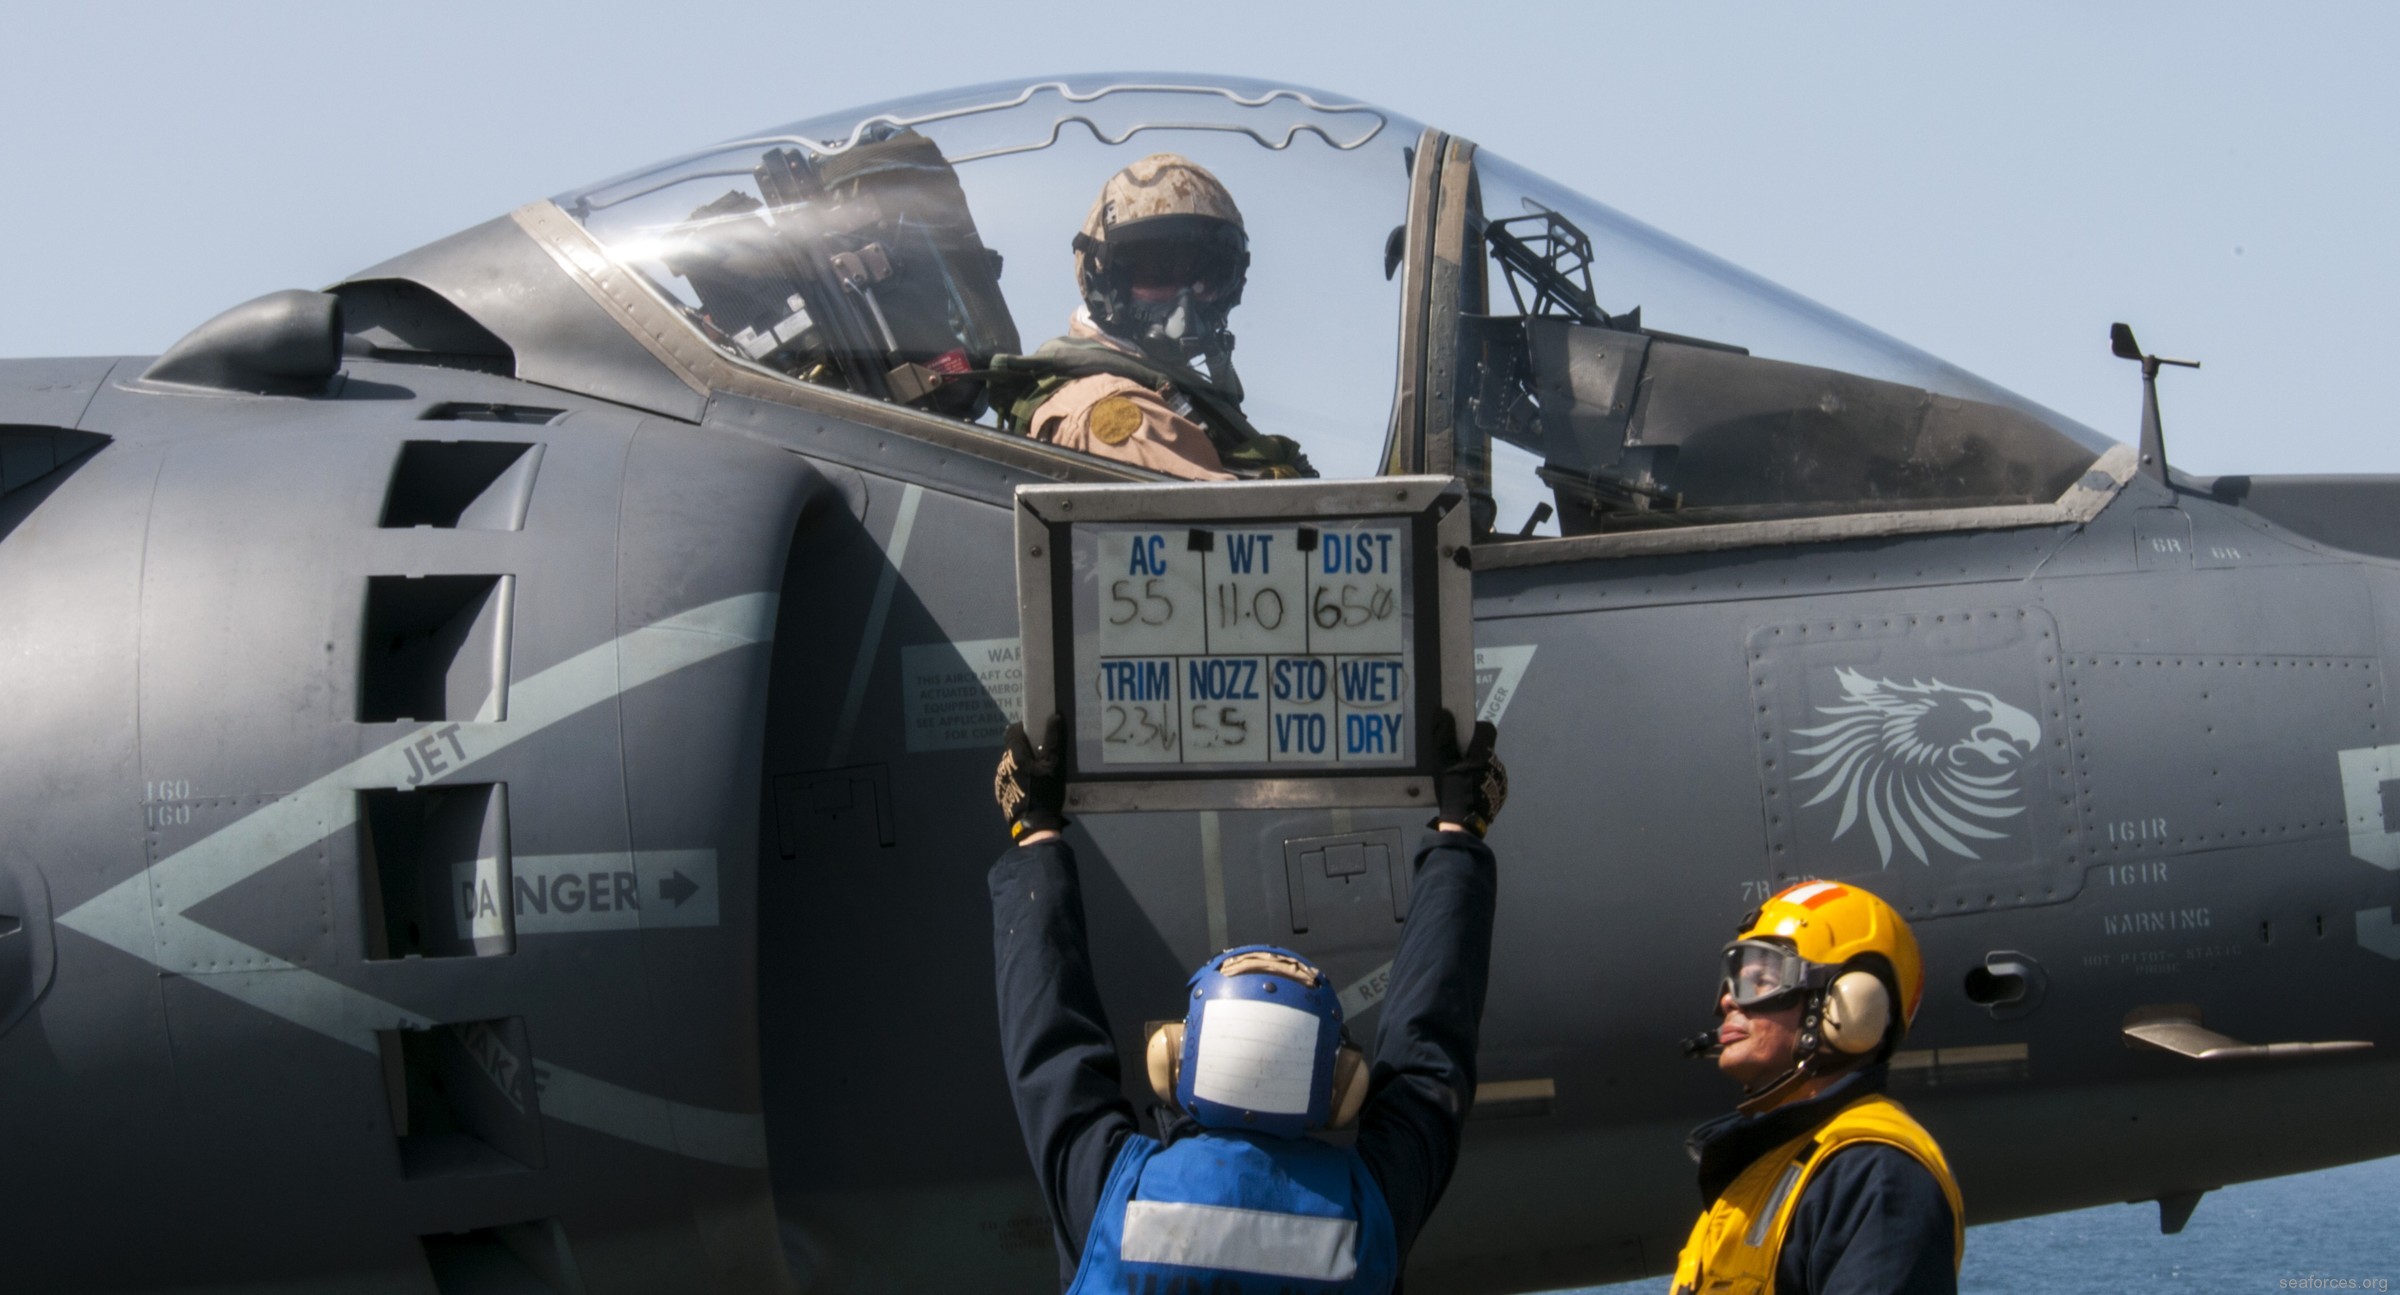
[1353,717,1507,1258]
[988,719,1138,1284]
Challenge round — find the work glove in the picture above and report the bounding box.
[995,714,1069,841]
[1429,712,1506,837]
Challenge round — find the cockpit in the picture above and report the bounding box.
[359,76,2121,551]
[555,80,1415,482]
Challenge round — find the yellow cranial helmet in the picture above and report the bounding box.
[1726,881,1924,1057]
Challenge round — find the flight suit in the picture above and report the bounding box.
[988,831,1497,1291]
[1675,1069,1963,1295]
[1003,310,1311,482]
[1023,369,1235,481]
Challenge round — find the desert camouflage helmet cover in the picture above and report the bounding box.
[1073,153,1247,293]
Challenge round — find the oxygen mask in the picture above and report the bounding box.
[1121,247,1238,369]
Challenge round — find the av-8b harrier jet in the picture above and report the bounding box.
[3,75,2395,1293]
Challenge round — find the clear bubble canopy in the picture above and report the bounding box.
[553,75,2106,535]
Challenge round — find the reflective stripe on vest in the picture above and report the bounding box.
[1121,1200,1361,1281]
[1671,1093,1964,1295]
[1069,1129,1399,1294]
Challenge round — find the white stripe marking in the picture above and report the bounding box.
[74,592,780,962]
[828,483,923,765]
[1121,1199,1359,1281]
[1781,881,1842,906]
[1337,960,1394,1021]
[54,592,779,1168]
[1198,810,1229,952]
[1748,1161,1806,1247]
[1474,644,1538,724]
[534,1060,769,1169]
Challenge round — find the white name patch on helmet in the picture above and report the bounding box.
[1191,998,1322,1115]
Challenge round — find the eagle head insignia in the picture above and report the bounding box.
[1788,668,2042,866]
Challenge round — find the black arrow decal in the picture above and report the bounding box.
[658,870,699,908]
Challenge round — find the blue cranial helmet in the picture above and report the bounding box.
[1174,945,1346,1138]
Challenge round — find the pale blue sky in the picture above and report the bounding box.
[4,2,2395,475]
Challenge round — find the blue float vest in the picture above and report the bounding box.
[1068,1129,1399,1294]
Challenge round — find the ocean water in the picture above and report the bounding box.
[1568,1154,2400,1293]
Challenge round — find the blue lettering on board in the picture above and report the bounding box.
[1273,658,1327,702]
[1186,658,1260,701]
[1340,659,1405,704]
[1275,712,1328,755]
[1319,532,1395,576]
[1343,713,1404,755]
[1101,659,1175,702]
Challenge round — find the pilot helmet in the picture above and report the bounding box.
[1072,154,1249,374]
[1144,945,1366,1139]
[1722,880,1923,1065]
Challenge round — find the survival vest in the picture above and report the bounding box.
[1068,1129,1398,1294]
[1671,1093,1964,1295]
[989,337,1316,479]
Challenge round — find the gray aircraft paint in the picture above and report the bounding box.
[54,593,774,1165]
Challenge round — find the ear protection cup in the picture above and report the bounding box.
[1146,1022,1185,1109]
[1820,970,1892,1055]
[1328,1045,1368,1129]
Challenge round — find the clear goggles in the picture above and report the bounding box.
[1719,939,1824,1010]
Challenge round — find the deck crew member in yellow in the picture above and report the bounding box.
[1673,881,1964,1295]
[995,153,1312,481]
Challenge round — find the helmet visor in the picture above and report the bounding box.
[1721,939,1810,1010]
[1107,216,1248,297]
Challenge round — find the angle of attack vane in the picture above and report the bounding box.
[1313,581,1396,630]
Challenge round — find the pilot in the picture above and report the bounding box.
[987,713,1504,1292]
[1674,881,1964,1295]
[996,154,1314,480]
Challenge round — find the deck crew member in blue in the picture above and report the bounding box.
[988,713,1506,1292]
[1672,881,1964,1295]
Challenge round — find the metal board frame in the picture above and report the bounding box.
[1016,476,1473,812]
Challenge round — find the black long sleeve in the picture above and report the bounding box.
[1351,831,1499,1261]
[1777,1143,1958,1295]
[988,838,1138,1287]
